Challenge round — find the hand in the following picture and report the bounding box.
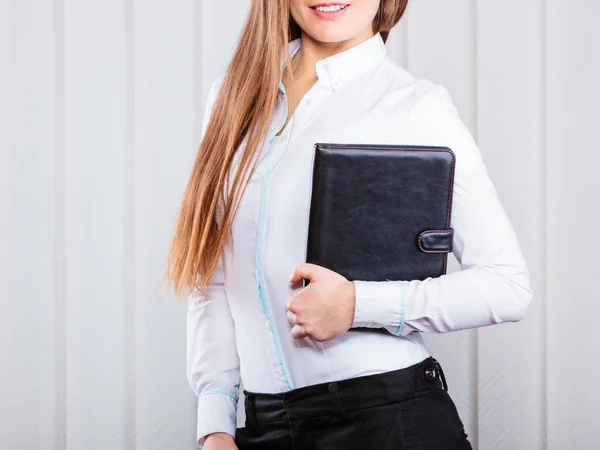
[204,432,238,450]
[286,263,356,341]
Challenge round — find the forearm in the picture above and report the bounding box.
[352,260,532,337]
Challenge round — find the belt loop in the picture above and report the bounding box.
[432,358,448,392]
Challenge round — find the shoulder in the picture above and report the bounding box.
[378,57,482,172]
[378,56,456,115]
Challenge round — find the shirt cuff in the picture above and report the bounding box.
[196,390,239,448]
[351,280,410,336]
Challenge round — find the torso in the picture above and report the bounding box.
[222,44,443,394]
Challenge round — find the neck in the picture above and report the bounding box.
[290,28,377,81]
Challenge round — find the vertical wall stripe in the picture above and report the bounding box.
[124,0,136,448]
[473,1,480,446]
[541,1,548,448]
[476,0,546,448]
[546,1,600,447]
[471,1,480,446]
[54,0,67,448]
[64,1,131,446]
[133,1,202,447]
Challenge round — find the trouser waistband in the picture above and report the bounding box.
[243,356,448,424]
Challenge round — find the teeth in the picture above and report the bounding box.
[315,4,347,12]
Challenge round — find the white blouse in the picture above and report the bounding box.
[186,31,532,447]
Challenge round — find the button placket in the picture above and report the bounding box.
[267,88,329,177]
[254,84,295,391]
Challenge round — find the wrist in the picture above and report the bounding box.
[205,432,234,442]
[345,280,356,322]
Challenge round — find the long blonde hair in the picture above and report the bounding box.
[164,0,409,297]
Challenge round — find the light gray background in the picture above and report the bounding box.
[1,0,599,449]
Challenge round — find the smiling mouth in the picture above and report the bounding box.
[309,3,350,13]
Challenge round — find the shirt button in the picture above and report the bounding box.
[305,98,312,105]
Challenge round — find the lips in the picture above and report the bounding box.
[309,2,350,19]
[309,3,349,7]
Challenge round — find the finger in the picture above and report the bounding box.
[286,310,297,324]
[291,324,307,339]
[286,291,301,311]
[289,263,321,284]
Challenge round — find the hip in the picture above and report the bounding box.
[235,355,473,450]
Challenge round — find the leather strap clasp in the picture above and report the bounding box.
[417,228,454,253]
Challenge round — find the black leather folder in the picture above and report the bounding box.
[303,143,455,287]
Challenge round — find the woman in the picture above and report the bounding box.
[165,0,533,449]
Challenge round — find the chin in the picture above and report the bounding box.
[303,27,357,44]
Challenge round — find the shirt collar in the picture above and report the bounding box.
[280,32,387,92]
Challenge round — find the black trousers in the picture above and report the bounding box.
[235,356,473,450]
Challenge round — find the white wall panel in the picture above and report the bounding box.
[2,0,600,449]
[132,0,199,448]
[0,1,62,449]
[63,0,131,448]
[546,1,600,448]
[475,1,546,449]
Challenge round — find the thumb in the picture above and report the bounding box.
[289,263,321,284]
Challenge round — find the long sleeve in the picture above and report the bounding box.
[351,84,533,336]
[187,262,240,447]
[186,74,240,448]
